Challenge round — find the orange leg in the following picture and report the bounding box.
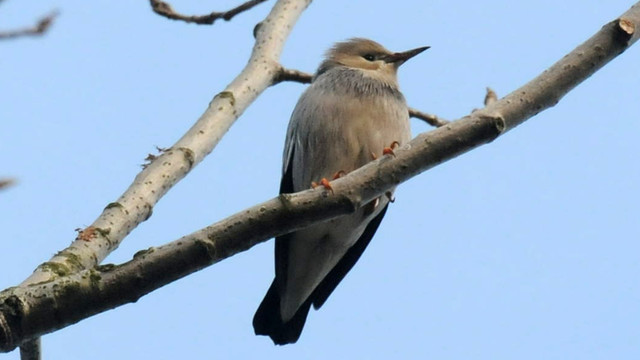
[382,141,401,157]
[311,178,333,193]
[332,170,346,179]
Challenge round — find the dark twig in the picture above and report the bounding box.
[150,0,268,25]
[0,10,58,40]
[272,67,313,85]
[0,178,15,191]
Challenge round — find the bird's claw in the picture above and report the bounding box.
[382,141,400,157]
[332,170,346,179]
[311,178,333,193]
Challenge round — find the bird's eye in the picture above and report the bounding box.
[362,54,376,61]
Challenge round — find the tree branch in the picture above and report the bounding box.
[0,11,58,40]
[408,107,449,127]
[10,0,310,357]
[272,66,312,84]
[18,0,311,285]
[1,1,638,352]
[150,0,268,25]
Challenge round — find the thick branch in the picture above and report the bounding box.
[150,0,268,25]
[14,1,307,359]
[0,11,57,40]
[0,116,498,352]
[16,0,311,308]
[1,2,638,351]
[480,11,639,131]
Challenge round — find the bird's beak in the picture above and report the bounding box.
[383,46,430,66]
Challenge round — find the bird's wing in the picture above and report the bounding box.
[275,142,295,284]
[252,128,314,345]
[310,203,388,309]
[281,106,299,178]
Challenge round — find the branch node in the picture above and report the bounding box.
[177,147,196,169]
[618,18,635,36]
[0,295,22,353]
[215,91,236,107]
[478,113,506,137]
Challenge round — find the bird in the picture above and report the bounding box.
[253,38,428,345]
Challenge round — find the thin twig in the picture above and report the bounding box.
[0,10,58,40]
[150,0,268,25]
[0,178,15,191]
[272,67,313,85]
[484,87,498,105]
[408,108,449,127]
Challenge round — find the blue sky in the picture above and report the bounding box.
[1,0,639,359]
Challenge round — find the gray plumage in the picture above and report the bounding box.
[253,38,428,345]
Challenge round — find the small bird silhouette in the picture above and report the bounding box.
[253,38,428,345]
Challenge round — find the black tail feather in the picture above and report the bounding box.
[253,280,313,345]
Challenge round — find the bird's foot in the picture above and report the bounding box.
[382,141,401,157]
[332,170,346,179]
[311,178,333,193]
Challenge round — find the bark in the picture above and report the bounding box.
[12,0,311,358]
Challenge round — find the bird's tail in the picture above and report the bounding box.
[253,280,312,345]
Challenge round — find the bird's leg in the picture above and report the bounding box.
[311,178,333,193]
[372,141,399,161]
[332,170,346,179]
[382,141,401,157]
[310,170,345,194]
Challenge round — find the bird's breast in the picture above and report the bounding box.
[290,86,411,190]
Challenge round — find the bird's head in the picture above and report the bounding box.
[319,38,429,86]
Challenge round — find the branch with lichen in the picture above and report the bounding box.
[13,0,311,358]
[2,2,639,352]
[17,0,312,287]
